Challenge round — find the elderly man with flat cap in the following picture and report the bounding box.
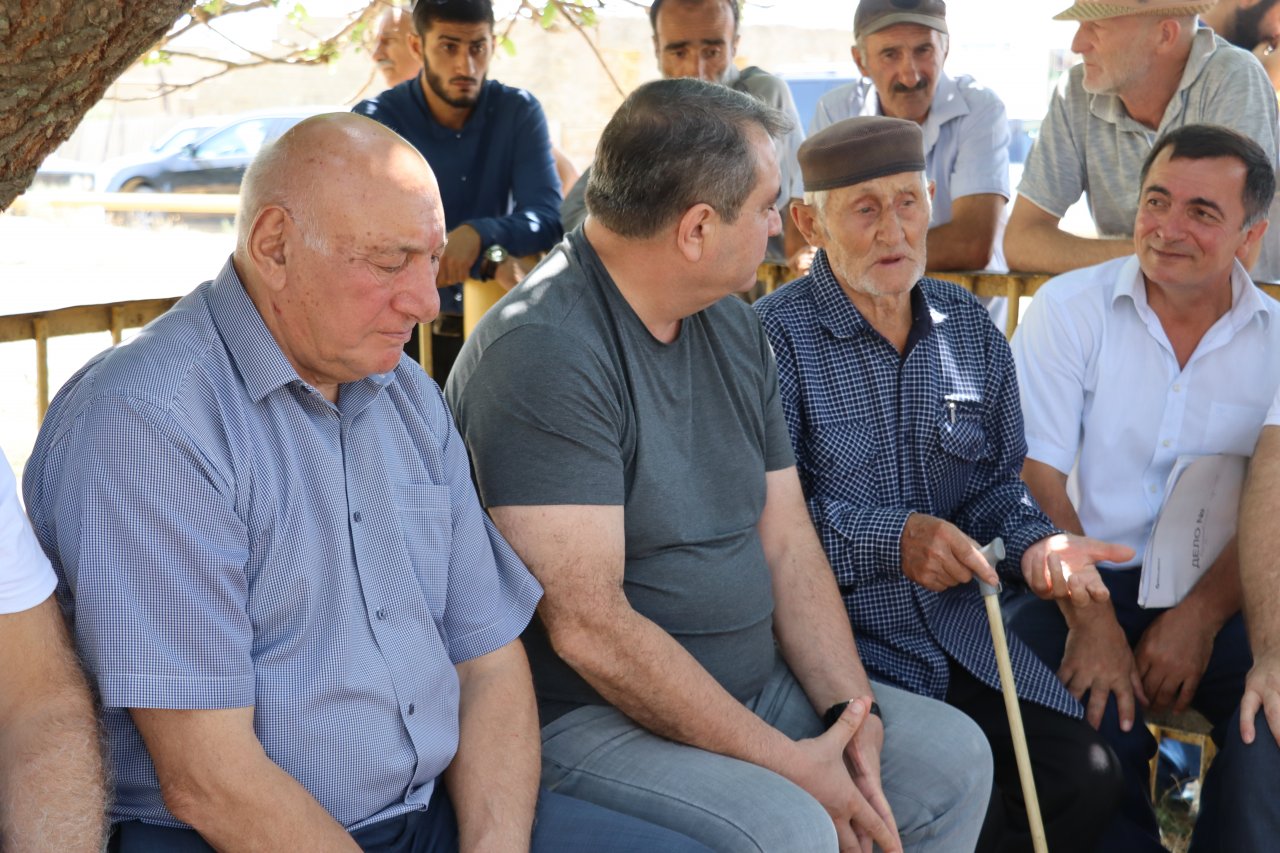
[754,115,1133,853]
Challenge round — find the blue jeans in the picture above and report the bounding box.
[109,783,711,852]
[1004,567,1252,853]
[540,657,994,853]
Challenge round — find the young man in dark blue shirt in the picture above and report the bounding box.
[353,0,563,381]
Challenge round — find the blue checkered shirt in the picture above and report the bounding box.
[754,251,1079,717]
[24,259,543,830]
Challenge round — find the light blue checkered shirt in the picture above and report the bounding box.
[24,259,543,830]
[754,251,1079,718]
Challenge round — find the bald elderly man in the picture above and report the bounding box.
[22,113,708,853]
[753,116,1130,853]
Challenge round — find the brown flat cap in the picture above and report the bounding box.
[799,116,925,193]
[854,0,947,40]
[1052,0,1217,21]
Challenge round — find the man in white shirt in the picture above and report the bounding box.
[812,0,1010,271]
[1010,124,1280,853]
[0,450,105,850]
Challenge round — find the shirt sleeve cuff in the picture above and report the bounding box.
[1024,439,1075,476]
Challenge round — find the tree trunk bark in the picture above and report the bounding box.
[0,1,191,211]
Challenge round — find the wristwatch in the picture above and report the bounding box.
[477,243,509,280]
[823,698,883,728]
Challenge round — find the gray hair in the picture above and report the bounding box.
[235,136,329,257]
[802,171,930,220]
[585,77,792,239]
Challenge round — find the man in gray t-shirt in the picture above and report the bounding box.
[1004,1,1280,282]
[447,77,994,853]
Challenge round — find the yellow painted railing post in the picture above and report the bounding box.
[417,322,433,378]
[110,304,124,345]
[33,318,49,425]
[1005,278,1023,341]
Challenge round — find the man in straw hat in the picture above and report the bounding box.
[753,114,1134,853]
[1005,0,1280,284]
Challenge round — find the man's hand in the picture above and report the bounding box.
[1241,656,1280,747]
[1134,605,1216,714]
[787,245,816,278]
[786,701,901,853]
[1059,610,1148,731]
[899,514,999,591]
[844,712,899,853]
[1021,533,1132,607]
[438,224,483,286]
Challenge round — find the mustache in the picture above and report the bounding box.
[891,78,930,95]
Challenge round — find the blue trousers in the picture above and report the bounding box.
[1004,567,1252,853]
[108,784,711,852]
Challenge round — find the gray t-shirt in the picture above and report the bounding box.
[446,228,796,723]
[1018,27,1280,280]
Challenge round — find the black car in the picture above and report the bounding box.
[97,106,339,194]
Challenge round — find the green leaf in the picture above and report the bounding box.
[287,3,308,25]
[580,8,596,27]
[198,0,225,16]
[499,34,517,57]
[540,2,558,27]
[141,49,172,66]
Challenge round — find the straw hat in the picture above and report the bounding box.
[1052,0,1217,22]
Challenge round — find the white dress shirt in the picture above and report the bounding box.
[1012,255,1280,565]
[0,450,56,614]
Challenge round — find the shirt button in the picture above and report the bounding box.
[375,607,386,621]
[407,703,416,715]
[460,176,467,182]
[352,511,362,523]
[1162,439,1171,448]
[1150,484,1158,493]
[1172,383,1182,392]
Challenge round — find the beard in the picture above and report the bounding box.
[422,59,481,109]
[1232,0,1280,48]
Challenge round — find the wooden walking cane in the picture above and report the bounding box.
[978,538,1049,853]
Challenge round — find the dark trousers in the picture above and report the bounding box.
[109,785,712,853]
[1190,709,1280,851]
[1004,567,1252,853]
[945,661,1121,853]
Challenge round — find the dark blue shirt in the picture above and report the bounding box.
[354,78,564,311]
[754,251,1078,717]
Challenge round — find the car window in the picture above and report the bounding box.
[193,119,273,159]
[155,126,212,155]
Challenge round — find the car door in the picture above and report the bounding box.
[167,117,274,193]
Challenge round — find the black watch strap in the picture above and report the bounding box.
[822,699,883,729]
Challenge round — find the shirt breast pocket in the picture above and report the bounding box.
[930,400,992,515]
[803,418,880,503]
[394,482,454,622]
